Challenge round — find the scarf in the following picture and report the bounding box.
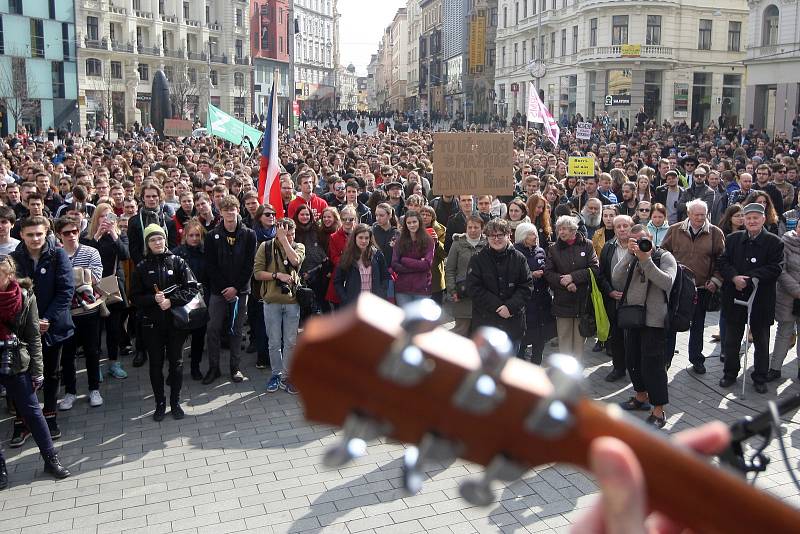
[0,280,23,339]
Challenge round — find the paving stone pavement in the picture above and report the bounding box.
[2,311,800,534]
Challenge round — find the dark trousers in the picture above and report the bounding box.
[723,308,770,384]
[664,289,709,366]
[625,326,668,406]
[42,343,62,414]
[143,321,188,401]
[2,373,54,458]
[61,313,101,394]
[206,294,247,373]
[607,319,626,373]
[518,324,549,365]
[247,294,268,360]
[104,304,125,360]
[189,325,206,371]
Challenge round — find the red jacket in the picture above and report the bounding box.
[325,228,349,304]
[288,194,328,220]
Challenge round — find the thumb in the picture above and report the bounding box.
[589,437,648,534]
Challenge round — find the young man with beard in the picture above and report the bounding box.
[654,170,685,224]
[615,182,639,218]
[580,198,604,239]
[752,164,785,214]
[127,183,169,265]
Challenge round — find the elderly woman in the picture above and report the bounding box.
[445,215,486,336]
[544,214,600,360]
[514,223,555,364]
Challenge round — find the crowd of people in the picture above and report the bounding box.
[0,114,798,491]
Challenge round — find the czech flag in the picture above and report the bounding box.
[258,81,283,217]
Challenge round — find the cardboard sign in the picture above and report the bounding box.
[164,119,193,138]
[568,157,595,177]
[432,133,514,196]
[576,122,592,140]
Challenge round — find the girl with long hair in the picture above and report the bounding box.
[526,193,553,247]
[293,204,329,315]
[719,204,745,237]
[325,206,357,308]
[420,206,447,304]
[318,206,341,254]
[636,175,653,203]
[333,224,389,305]
[391,210,434,306]
[744,191,779,234]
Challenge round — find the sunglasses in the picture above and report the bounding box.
[263,212,276,217]
[342,217,356,222]
[638,208,651,213]
[60,229,79,236]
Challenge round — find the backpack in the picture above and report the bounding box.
[653,250,697,332]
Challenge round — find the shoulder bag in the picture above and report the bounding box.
[163,281,208,330]
[616,260,649,329]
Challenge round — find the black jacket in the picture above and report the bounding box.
[466,244,533,341]
[513,243,553,330]
[172,244,208,291]
[718,229,783,327]
[128,208,170,265]
[130,251,199,327]
[333,251,390,305]
[598,238,623,319]
[204,219,257,295]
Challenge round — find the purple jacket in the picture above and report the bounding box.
[391,239,434,295]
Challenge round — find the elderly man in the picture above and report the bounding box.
[580,197,604,239]
[661,199,725,374]
[718,203,783,394]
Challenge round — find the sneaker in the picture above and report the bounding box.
[9,421,29,448]
[108,361,128,379]
[231,370,245,383]
[89,390,103,407]
[285,381,298,395]
[265,374,282,392]
[59,393,77,411]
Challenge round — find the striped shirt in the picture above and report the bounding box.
[67,244,104,281]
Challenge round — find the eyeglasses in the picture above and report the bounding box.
[638,208,651,213]
[487,234,507,239]
[263,212,276,217]
[60,229,79,236]
[342,217,356,222]
[695,173,706,177]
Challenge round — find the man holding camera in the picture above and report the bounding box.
[254,218,305,395]
[612,224,677,429]
[661,199,725,374]
[202,195,257,385]
[718,203,783,394]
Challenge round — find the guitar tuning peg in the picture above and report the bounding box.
[323,412,392,468]
[525,353,585,438]
[402,432,463,495]
[379,299,441,386]
[459,454,527,506]
[452,327,513,414]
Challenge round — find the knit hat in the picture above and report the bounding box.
[514,222,538,245]
[143,223,166,243]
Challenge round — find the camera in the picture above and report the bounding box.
[0,335,20,376]
[637,237,653,253]
[278,281,293,295]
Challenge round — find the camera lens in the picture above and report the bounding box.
[637,238,653,253]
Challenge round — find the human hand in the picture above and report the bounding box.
[532,270,544,279]
[221,287,238,301]
[610,290,623,300]
[31,375,44,392]
[571,421,730,534]
[450,293,460,303]
[154,291,165,304]
[560,274,573,286]
[705,281,717,293]
[39,319,50,333]
[276,225,288,242]
[496,305,511,319]
[733,275,749,291]
[567,283,577,293]
[158,298,171,311]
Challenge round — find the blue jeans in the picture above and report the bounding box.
[2,372,54,459]
[264,302,300,378]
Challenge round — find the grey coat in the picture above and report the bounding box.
[776,230,800,322]
[445,233,487,318]
[612,251,677,329]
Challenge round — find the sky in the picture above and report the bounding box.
[338,0,407,76]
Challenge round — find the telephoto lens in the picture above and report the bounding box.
[637,237,653,253]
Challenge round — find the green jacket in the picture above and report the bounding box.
[9,288,44,377]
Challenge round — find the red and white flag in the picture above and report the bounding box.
[527,82,560,147]
[258,80,283,217]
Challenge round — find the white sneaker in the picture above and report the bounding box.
[59,393,76,411]
[89,390,103,407]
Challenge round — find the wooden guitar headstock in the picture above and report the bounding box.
[291,294,800,534]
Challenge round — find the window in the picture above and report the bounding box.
[589,18,597,47]
[501,45,505,67]
[515,2,519,25]
[210,69,218,85]
[9,0,22,15]
[109,23,116,42]
[205,5,210,24]
[489,7,497,26]
[158,0,165,15]
[86,58,102,77]
[30,19,44,57]
[728,21,741,51]
[236,9,243,27]
[234,97,246,119]
[644,71,662,123]
[612,15,628,45]
[133,0,141,10]
[572,25,578,54]
[162,30,168,50]
[550,32,555,58]
[235,39,243,58]
[234,72,244,87]
[261,27,270,49]
[111,61,122,79]
[183,2,190,19]
[487,47,495,66]
[62,22,69,59]
[188,67,197,83]
[691,72,712,127]
[561,29,566,56]
[523,0,527,18]
[138,63,149,80]
[698,19,712,50]
[0,16,4,55]
[762,5,779,46]
[51,61,64,98]
[722,74,742,125]
[522,41,527,63]
[49,0,56,19]
[646,15,661,45]
[514,43,518,65]
[503,7,507,28]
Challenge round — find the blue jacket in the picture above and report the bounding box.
[11,241,74,346]
[333,251,389,305]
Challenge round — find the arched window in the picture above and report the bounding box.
[85,58,102,77]
[762,5,779,46]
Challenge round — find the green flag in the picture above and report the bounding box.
[207,104,263,147]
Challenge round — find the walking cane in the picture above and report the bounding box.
[733,277,759,399]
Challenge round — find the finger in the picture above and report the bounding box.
[589,437,648,534]
[673,421,731,456]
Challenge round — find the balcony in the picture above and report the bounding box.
[138,45,161,56]
[135,10,153,19]
[207,23,222,31]
[187,52,206,61]
[111,40,134,53]
[161,15,178,24]
[234,55,249,65]
[163,48,185,59]
[746,43,800,62]
[210,54,228,64]
[83,37,107,50]
[577,44,674,63]
[185,19,201,28]
[108,5,126,15]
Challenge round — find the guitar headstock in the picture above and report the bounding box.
[291,293,595,504]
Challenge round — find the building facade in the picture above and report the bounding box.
[0,0,78,135]
[744,0,800,135]
[406,0,422,111]
[419,0,444,114]
[389,8,408,112]
[75,0,251,134]
[494,0,748,128]
[366,53,378,109]
[251,0,290,122]
[336,63,357,110]
[357,75,369,111]
[293,0,336,113]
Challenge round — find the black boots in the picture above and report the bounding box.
[0,458,7,490]
[132,351,148,367]
[170,391,184,420]
[153,399,167,422]
[190,363,203,381]
[42,451,70,479]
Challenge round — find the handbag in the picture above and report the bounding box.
[578,293,597,338]
[96,275,123,306]
[295,284,317,315]
[588,270,610,341]
[616,261,648,329]
[167,283,208,330]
